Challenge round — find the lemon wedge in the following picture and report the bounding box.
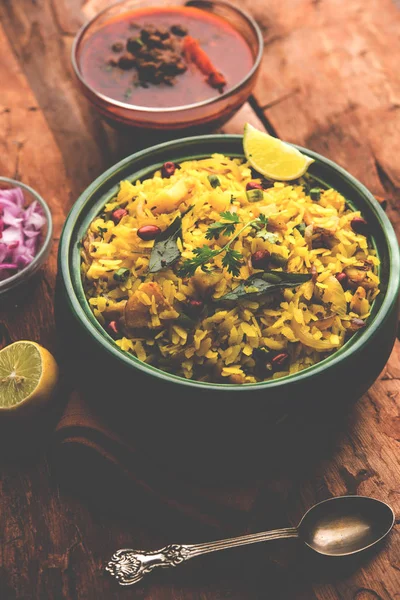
[0,341,59,413]
[243,123,314,181]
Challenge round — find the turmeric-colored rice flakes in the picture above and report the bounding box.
[81,154,380,384]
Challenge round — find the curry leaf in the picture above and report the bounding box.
[218,271,312,302]
[175,313,198,329]
[148,215,182,273]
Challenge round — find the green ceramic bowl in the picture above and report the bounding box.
[56,135,400,470]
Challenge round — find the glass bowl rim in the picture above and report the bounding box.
[58,134,400,392]
[0,176,53,292]
[71,0,264,113]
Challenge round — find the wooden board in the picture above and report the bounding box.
[0,1,399,598]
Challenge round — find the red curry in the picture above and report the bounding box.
[79,6,254,108]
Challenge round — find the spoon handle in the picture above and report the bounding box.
[106,527,299,586]
[189,526,299,556]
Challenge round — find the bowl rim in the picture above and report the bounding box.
[71,0,264,114]
[0,176,53,292]
[59,134,400,392]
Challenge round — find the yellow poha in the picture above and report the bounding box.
[81,154,380,384]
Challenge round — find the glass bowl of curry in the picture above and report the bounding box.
[71,0,263,130]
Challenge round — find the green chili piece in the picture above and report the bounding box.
[246,189,264,202]
[208,175,221,188]
[113,267,130,282]
[269,253,288,268]
[310,188,321,201]
[295,222,306,236]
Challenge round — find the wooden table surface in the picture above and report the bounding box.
[1,1,400,598]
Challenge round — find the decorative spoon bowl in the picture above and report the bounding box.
[106,496,395,586]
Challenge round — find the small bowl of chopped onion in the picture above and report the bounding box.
[0,177,53,298]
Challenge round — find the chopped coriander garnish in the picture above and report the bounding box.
[178,213,268,278]
[98,226,108,239]
[221,248,242,275]
[205,211,240,240]
[178,246,217,278]
[251,213,268,231]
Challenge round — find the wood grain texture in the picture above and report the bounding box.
[0,0,399,598]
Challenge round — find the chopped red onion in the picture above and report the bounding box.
[0,243,7,263]
[16,254,32,269]
[23,229,41,239]
[0,187,24,209]
[1,226,24,246]
[0,186,45,282]
[24,201,46,230]
[3,208,23,228]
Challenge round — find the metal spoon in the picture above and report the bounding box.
[106,495,395,586]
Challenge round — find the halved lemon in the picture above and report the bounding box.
[0,341,59,413]
[243,123,314,181]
